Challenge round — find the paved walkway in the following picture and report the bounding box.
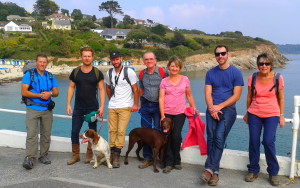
[0,147,299,188]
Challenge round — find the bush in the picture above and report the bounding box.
[170,45,192,60]
[153,48,170,61]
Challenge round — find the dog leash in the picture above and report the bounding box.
[97,116,104,135]
[138,110,161,131]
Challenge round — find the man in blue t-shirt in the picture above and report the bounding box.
[21,54,59,170]
[201,45,244,186]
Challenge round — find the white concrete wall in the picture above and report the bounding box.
[0,129,298,177]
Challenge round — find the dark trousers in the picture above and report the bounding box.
[71,108,97,144]
[164,113,186,167]
[139,102,161,160]
[247,113,280,176]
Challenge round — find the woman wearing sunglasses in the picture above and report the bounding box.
[243,53,285,186]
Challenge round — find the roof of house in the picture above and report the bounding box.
[46,13,70,20]
[53,20,71,26]
[101,29,131,36]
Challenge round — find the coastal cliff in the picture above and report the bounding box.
[181,44,288,71]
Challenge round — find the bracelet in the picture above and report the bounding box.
[280,113,284,116]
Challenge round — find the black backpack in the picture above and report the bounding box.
[251,72,281,97]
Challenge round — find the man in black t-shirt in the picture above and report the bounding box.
[66,47,105,165]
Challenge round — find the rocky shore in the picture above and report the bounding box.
[0,44,287,84]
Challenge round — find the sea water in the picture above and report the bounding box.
[0,54,299,159]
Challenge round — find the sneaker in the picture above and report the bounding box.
[163,166,173,173]
[174,164,182,170]
[23,157,33,170]
[245,173,258,182]
[208,173,219,186]
[200,170,212,183]
[138,160,153,169]
[38,155,51,164]
[269,175,280,186]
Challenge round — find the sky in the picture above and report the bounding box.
[4,0,300,44]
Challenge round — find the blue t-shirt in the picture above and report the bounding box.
[22,70,58,111]
[205,65,244,108]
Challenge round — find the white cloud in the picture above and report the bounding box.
[141,6,164,23]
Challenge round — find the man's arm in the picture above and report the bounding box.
[97,80,106,117]
[21,83,41,99]
[204,84,220,120]
[106,84,112,100]
[215,86,243,111]
[66,81,75,116]
[131,83,139,112]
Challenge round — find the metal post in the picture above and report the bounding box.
[290,96,300,181]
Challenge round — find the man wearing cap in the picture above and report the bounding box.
[105,51,139,168]
[66,46,105,165]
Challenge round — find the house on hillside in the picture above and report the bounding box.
[51,20,71,30]
[7,15,35,22]
[82,14,93,21]
[91,27,103,34]
[134,19,146,26]
[46,13,71,21]
[100,29,131,40]
[0,22,7,30]
[4,21,32,32]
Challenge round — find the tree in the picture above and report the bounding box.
[33,0,59,19]
[102,16,117,28]
[61,8,69,16]
[99,1,123,28]
[150,24,166,37]
[71,9,83,21]
[170,31,186,48]
[0,2,27,21]
[92,15,97,22]
[123,15,134,25]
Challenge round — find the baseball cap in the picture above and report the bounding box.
[110,51,121,59]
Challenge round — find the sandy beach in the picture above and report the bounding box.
[0,64,148,83]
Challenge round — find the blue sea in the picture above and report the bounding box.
[0,54,299,159]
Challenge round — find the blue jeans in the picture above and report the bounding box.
[139,102,160,160]
[205,106,237,174]
[71,108,97,144]
[247,113,279,176]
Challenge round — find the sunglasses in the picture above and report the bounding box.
[258,62,272,66]
[215,52,227,57]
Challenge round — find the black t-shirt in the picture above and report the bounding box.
[69,67,104,110]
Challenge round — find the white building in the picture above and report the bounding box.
[4,21,32,32]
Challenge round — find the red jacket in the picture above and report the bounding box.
[182,107,207,155]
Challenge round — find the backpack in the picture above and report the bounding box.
[108,66,132,87]
[73,66,100,81]
[251,72,281,97]
[139,66,166,81]
[21,67,53,107]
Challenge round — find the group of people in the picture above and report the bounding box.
[21,44,285,187]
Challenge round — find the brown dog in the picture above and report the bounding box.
[124,117,173,173]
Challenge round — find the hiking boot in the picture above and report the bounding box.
[174,164,182,170]
[112,151,120,168]
[269,175,280,186]
[163,166,173,174]
[200,170,212,183]
[67,144,80,165]
[38,155,51,164]
[23,157,34,170]
[208,173,219,186]
[138,160,153,169]
[245,173,258,182]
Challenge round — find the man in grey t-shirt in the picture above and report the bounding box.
[138,51,168,169]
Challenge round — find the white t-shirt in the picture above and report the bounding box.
[105,67,138,109]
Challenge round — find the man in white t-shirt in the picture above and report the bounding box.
[105,51,139,168]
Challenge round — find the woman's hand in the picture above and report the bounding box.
[279,115,285,128]
[243,113,248,124]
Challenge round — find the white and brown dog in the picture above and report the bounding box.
[80,129,113,169]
